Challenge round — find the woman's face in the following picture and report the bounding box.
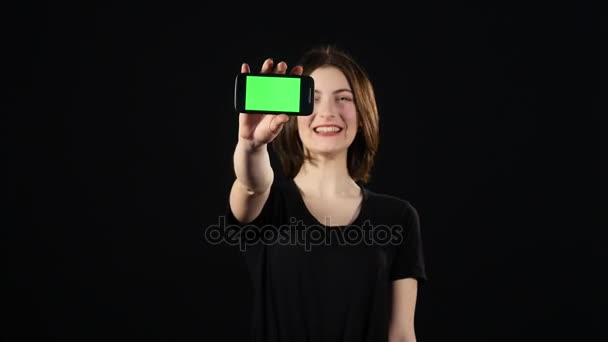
[297,66,358,157]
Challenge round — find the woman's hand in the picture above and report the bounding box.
[237,58,303,150]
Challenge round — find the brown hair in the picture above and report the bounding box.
[272,45,380,184]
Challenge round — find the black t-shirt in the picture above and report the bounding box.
[224,177,427,342]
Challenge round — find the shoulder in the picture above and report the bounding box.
[264,175,296,202]
[363,187,417,220]
[269,175,293,193]
[364,187,414,210]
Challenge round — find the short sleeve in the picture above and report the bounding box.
[389,201,428,284]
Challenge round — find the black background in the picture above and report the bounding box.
[8,2,600,341]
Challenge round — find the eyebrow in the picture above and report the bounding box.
[314,88,353,94]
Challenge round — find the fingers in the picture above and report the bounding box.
[261,58,274,73]
[274,61,287,74]
[268,114,289,134]
[290,65,303,76]
[241,63,250,73]
[258,58,298,75]
[261,57,289,74]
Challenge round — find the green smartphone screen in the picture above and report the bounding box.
[245,75,301,112]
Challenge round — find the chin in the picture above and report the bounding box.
[307,145,349,157]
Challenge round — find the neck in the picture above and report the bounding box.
[294,151,359,198]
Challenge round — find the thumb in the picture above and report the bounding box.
[269,114,289,135]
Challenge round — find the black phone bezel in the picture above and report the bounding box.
[234,73,314,115]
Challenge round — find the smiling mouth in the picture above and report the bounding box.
[313,126,343,133]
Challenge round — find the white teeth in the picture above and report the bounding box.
[314,126,342,133]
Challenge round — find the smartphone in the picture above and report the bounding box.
[234,73,315,115]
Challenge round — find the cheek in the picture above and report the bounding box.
[296,117,308,127]
[347,109,358,127]
[296,118,311,137]
[297,127,307,139]
[342,103,357,118]
[347,110,359,139]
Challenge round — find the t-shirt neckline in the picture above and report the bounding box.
[287,177,368,228]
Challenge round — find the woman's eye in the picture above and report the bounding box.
[338,97,352,102]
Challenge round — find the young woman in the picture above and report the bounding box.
[226,45,427,342]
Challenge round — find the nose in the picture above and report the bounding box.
[315,97,337,119]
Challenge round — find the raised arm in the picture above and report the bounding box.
[229,59,302,223]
